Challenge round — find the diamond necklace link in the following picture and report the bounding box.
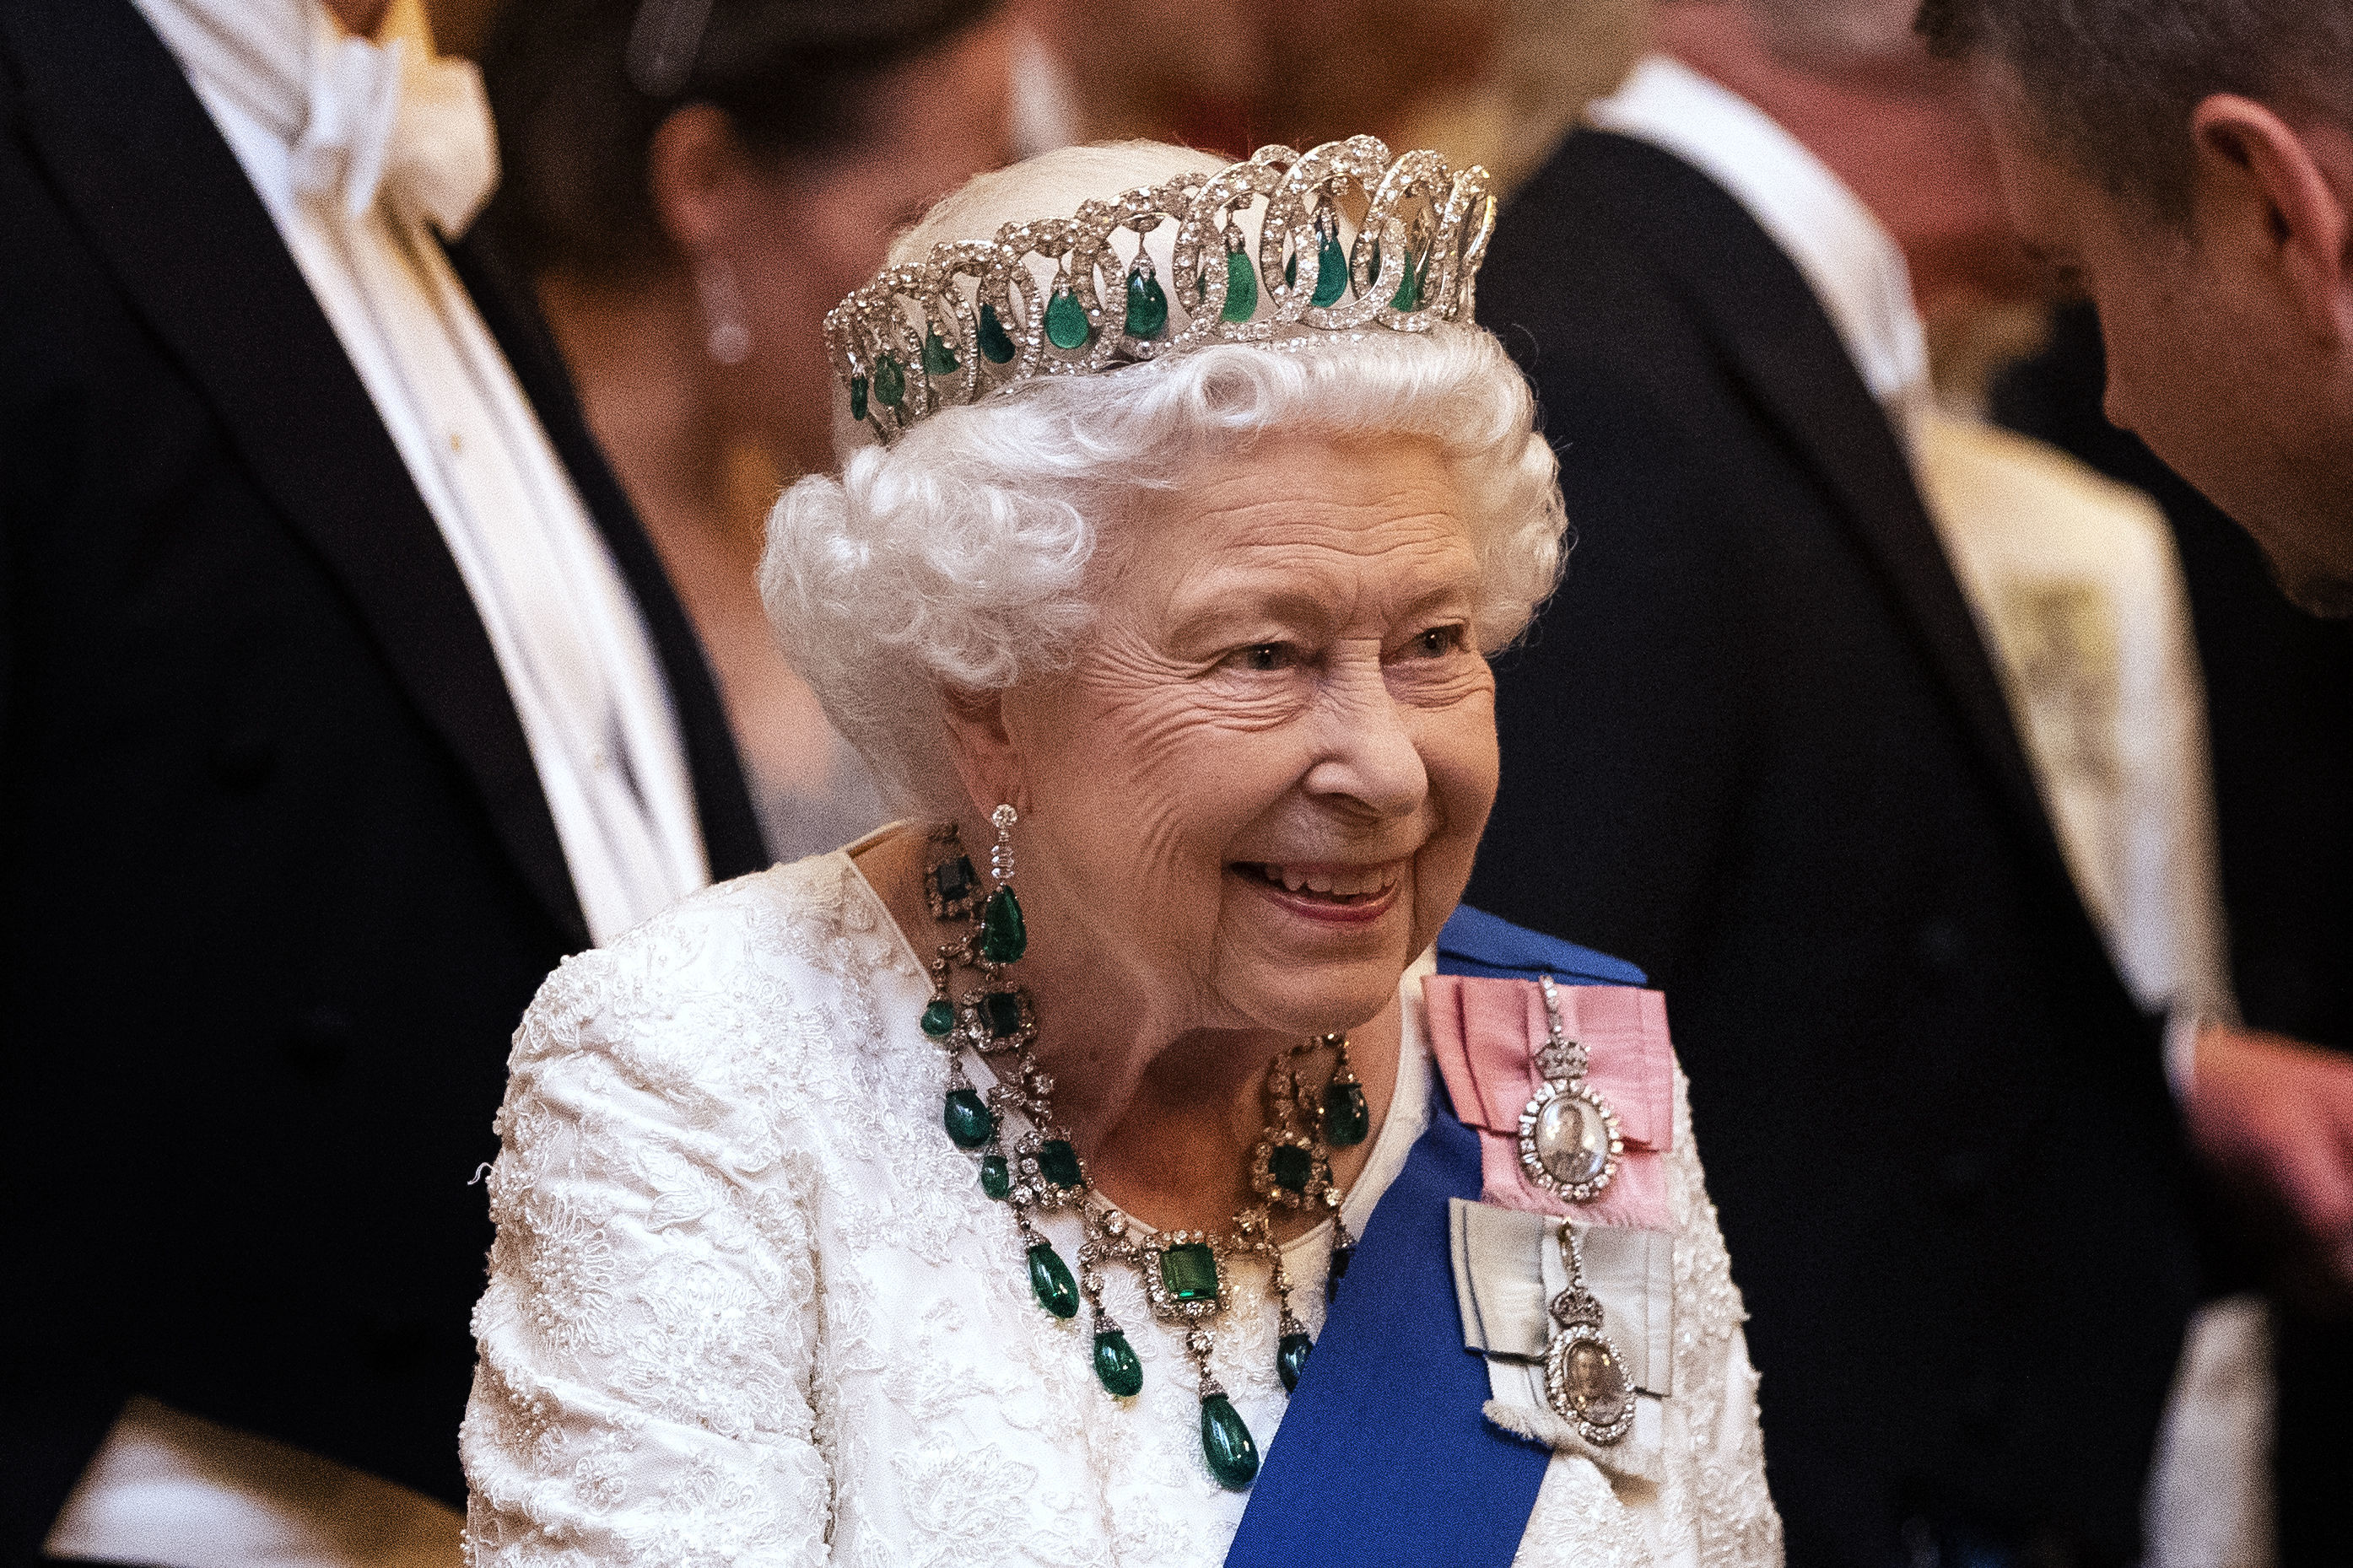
[917,823,1368,1490]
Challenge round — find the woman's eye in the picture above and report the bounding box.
[1407,624,1468,659]
[1225,643,1293,672]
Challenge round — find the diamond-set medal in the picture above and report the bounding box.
[1517,973,1623,1203]
[1519,973,1632,1442]
[1543,1220,1636,1445]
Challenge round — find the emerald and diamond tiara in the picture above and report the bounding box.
[825,136,1497,444]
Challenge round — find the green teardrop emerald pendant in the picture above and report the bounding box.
[1027,1240,1079,1318]
[920,998,956,1037]
[848,374,868,422]
[1093,1328,1143,1397]
[943,1087,994,1149]
[1277,1329,1313,1393]
[1323,1080,1370,1147]
[1201,1394,1260,1490]
[1044,285,1093,351]
[1123,267,1168,339]
[920,326,958,376]
[977,302,1017,364]
[872,353,906,407]
[1221,248,1258,323]
[979,1153,1012,1199]
[1311,228,1349,307]
[979,886,1027,962]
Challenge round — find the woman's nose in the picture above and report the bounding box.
[1302,660,1427,819]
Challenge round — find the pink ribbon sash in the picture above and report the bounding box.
[1421,973,1675,1231]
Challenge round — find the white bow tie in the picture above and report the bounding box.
[291,27,497,233]
[138,0,499,236]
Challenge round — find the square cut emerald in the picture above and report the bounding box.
[1037,1139,1083,1188]
[930,855,977,905]
[1269,1144,1314,1194]
[984,991,1024,1038]
[1160,1242,1220,1303]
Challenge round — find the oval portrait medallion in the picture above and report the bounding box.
[1516,1079,1623,1203]
[1544,1323,1635,1446]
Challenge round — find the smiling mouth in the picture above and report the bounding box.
[1234,861,1403,904]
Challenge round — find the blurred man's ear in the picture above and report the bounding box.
[2190,94,2353,347]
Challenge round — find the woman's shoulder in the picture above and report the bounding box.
[507,851,924,1097]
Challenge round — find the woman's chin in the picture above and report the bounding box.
[1216,870,1416,1032]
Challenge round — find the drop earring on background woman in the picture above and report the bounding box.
[697,258,752,365]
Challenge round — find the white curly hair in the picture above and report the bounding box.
[761,142,1568,820]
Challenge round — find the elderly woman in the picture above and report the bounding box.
[460,140,1780,1565]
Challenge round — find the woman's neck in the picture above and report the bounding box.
[855,823,1403,1238]
[538,269,863,813]
[537,270,765,552]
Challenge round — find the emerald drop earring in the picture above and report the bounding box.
[980,805,1027,962]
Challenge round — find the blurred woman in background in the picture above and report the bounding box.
[481,0,1016,862]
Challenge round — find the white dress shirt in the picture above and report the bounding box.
[50,2,714,1563]
[132,0,711,951]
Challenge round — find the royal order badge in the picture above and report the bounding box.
[1544,1221,1635,1445]
[1517,974,1623,1204]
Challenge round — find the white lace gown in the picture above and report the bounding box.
[461,852,1782,1567]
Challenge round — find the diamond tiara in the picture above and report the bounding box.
[824,136,1497,444]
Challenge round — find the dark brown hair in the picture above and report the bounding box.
[1917,0,2353,220]
[480,0,1002,282]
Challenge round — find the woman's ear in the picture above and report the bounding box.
[646,101,743,259]
[937,684,1028,822]
[2191,94,2353,344]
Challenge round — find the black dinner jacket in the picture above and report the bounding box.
[0,0,765,1546]
[1465,131,2199,1566]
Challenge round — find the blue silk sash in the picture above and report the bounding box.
[1223,907,1643,1567]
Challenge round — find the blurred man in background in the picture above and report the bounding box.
[1922,6,2353,1560]
[480,0,1017,865]
[1468,3,2209,1561]
[0,0,765,1560]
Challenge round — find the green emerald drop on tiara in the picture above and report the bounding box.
[1124,259,1168,340]
[1311,218,1348,308]
[1392,248,1422,310]
[1222,247,1257,323]
[1045,283,1094,351]
[977,303,1017,364]
[872,352,906,408]
[848,374,868,422]
[921,326,958,376]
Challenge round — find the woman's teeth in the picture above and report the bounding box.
[1249,863,1397,898]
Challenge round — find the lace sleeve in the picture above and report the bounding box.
[1661,1064,1784,1568]
[460,930,831,1567]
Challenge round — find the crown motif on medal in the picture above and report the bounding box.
[825,136,1497,443]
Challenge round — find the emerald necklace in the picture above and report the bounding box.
[919,810,1370,1490]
